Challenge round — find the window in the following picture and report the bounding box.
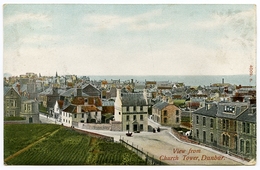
[140,124,143,131]
[24,104,27,111]
[133,115,136,120]
[74,114,77,118]
[223,119,226,129]
[226,135,229,146]
[222,134,225,145]
[240,139,244,152]
[126,107,129,111]
[196,129,199,138]
[242,122,246,133]
[211,133,214,142]
[164,110,167,116]
[210,118,214,128]
[224,105,235,113]
[126,115,129,121]
[82,113,84,118]
[234,121,237,132]
[176,110,179,116]
[222,134,229,146]
[246,141,250,153]
[119,112,121,115]
[246,123,250,133]
[176,117,179,123]
[203,131,206,142]
[196,116,199,124]
[164,117,167,123]
[203,117,206,126]
[28,105,31,111]
[226,120,229,130]
[140,115,143,121]
[140,106,143,111]
[126,125,129,131]
[133,106,136,111]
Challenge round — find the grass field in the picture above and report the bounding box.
[4,124,146,165]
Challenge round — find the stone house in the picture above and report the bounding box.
[192,101,256,161]
[152,101,181,127]
[114,89,148,132]
[236,105,256,160]
[192,103,217,145]
[20,99,40,123]
[4,87,21,117]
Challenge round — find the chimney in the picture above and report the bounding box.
[77,105,82,113]
[53,87,58,95]
[16,83,21,94]
[143,88,148,104]
[116,88,121,98]
[77,88,82,97]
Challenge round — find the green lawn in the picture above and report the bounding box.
[4,124,146,165]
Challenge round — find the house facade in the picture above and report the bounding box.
[192,101,256,160]
[192,103,217,145]
[61,104,101,127]
[152,101,181,127]
[4,87,21,117]
[20,100,40,123]
[114,89,148,132]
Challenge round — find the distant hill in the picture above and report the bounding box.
[4,72,12,78]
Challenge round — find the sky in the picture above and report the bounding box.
[3,3,257,77]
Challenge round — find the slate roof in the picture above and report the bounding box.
[63,104,100,113]
[216,102,249,119]
[4,87,11,95]
[237,108,256,123]
[193,104,217,117]
[153,102,169,110]
[102,100,114,106]
[61,88,88,97]
[121,93,147,106]
[63,105,77,113]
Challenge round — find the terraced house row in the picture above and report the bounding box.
[192,99,256,161]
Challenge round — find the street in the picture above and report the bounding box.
[39,115,252,165]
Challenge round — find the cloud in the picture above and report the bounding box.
[4,12,51,26]
[19,34,61,45]
[84,9,170,31]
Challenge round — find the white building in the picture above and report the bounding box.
[114,89,149,132]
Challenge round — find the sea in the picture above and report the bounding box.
[88,75,256,86]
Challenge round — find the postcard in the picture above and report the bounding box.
[3,2,257,167]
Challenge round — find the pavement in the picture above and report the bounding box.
[40,115,255,166]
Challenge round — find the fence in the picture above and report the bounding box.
[64,126,114,142]
[119,137,168,165]
[80,123,112,130]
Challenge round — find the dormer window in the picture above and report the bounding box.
[224,105,235,113]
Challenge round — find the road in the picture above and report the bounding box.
[39,115,253,165]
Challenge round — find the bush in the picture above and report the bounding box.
[4,116,26,121]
